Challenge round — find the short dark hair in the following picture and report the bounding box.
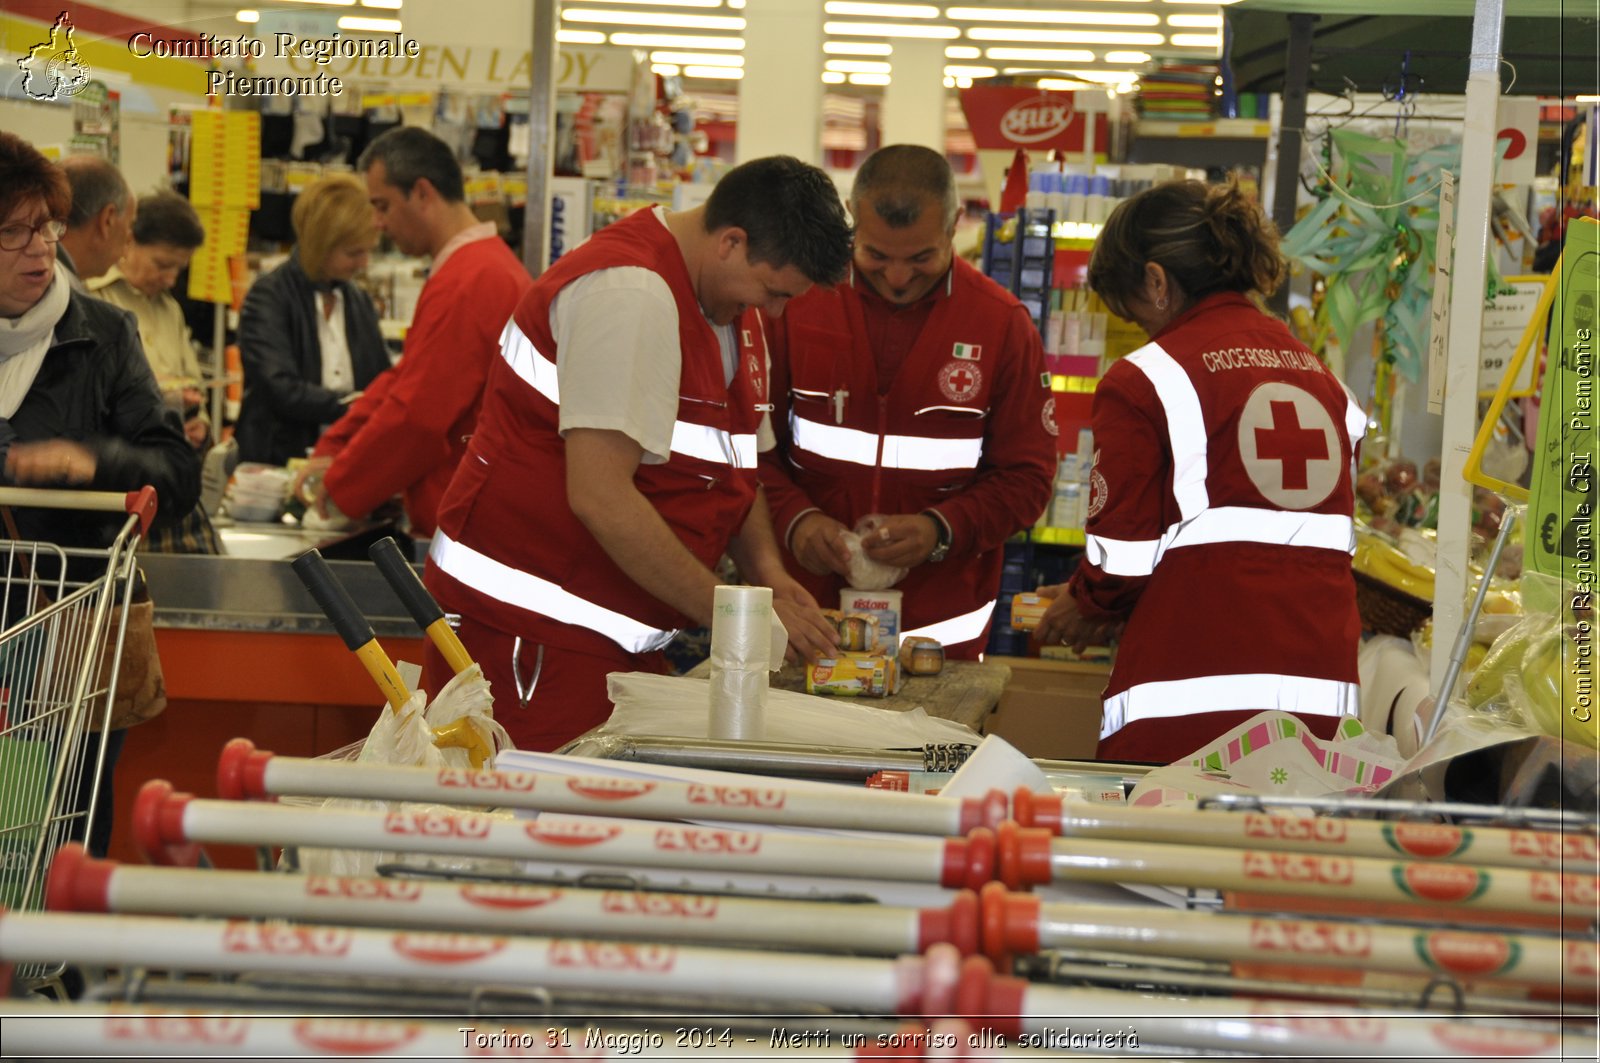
[704,155,851,285]
[1088,177,1284,320]
[0,131,70,227]
[131,192,205,250]
[358,126,465,204]
[851,144,959,230]
[61,155,130,229]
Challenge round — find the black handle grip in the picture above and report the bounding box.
[292,549,375,652]
[369,536,444,630]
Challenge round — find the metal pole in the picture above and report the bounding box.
[1425,509,1518,745]
[1268,13,1316,318]
[521,0,559,278]
[1430,0,1506,692]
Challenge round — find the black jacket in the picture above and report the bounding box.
[234,252,390,466]
[6,291,199,549]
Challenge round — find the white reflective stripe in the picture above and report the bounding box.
[1126,342,1209,520]
[1163,507,1355,556]
[791,413,880,464]
[670,421,757,468]
[1341,384,1368,445]
[429,533,678,654]
[881,434,983,471]
[1100,673,1359,739]
[500,319,559,403]
[901,599,997,647]
[791,413,982,471]
[1085,533,1162,576]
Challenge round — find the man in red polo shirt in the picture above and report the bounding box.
[759,145,1057,658]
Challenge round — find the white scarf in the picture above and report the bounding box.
[0,261,70,418]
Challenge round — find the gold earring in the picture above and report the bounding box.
[1155,296,1168,311]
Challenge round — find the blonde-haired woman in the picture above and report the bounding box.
[235,174,390,466]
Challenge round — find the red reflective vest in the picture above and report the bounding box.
[426,209,766,658]
[760,257,1056,656]
[1070,292,1365,741]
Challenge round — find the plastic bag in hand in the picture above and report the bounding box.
[839,514,908,591]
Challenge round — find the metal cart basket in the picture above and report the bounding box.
[0,486,155,986]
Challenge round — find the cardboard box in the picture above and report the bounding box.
[982,656,1108,761]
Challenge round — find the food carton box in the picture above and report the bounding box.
[805,652,898,697]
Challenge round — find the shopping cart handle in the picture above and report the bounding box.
[123,486,158,537]
[369,537,442,628]
[292,549,375,652]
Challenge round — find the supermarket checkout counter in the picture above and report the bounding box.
[113,521,428,868]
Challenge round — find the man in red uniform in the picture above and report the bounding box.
[759,145,1057,658]
[424,156,852,751]
[299,127,531,538]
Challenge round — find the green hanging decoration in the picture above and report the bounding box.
[1281,128,1505,384]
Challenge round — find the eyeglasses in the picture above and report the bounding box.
[0,219,68,252]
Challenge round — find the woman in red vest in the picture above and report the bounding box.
[1037,178,1366,764]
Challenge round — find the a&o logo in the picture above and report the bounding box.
[18,11,93,101]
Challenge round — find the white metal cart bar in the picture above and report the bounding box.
[48,843,973,958]
[219,738,1009,837]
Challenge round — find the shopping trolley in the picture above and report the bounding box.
[0,486,156,986]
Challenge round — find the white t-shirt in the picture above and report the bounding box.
[317,289,354,394]
[547,210,771,466]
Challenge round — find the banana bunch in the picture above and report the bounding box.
[1467,618,1598,749]
[1354,526,1520,614]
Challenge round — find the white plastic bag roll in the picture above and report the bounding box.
[708,585,775,740]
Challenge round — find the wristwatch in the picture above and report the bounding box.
[923,510,951,563]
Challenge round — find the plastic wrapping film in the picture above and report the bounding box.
[707,585,784,741]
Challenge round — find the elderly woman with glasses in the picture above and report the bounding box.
[0,131,197,857]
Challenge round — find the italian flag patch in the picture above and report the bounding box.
[952,342,982,361]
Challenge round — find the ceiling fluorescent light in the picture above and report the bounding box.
[944,65,997,78]
[1063,68,1137,83]
[1038,78,1094,91]
[945,45,980,59]
[236,9,260,22]
[337,15,401,31]
[578,0,722,6]
[651,51,743,66]
[1104,51,1151,64]
[556,29,606,44]
[968,28,1162,46]
[609,33,744,49]
[1169,33,1221,48]
[943,76,956,88]
[684,65,743,79]
[822,71,847,83]
[1167,14,1222,28]
[652,64,681,76]
[563,10,744,31]
[822,21,958,38]
[946,7,1158,27]
[825,59,892,73]
[986,48,1095,63]
[849,72,891,85]
[825,41,893,55]
[361,0,402,9]
[823,2,936,16]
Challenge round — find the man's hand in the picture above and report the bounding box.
[183,416,208,450]
[293,456,335,519]
[862,512,940,568]
[1033,582,1124,655]
[790,511,853,577]
[767,574,839,664]
[6,440,96,486]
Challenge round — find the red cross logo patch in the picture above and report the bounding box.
[1040,396,1058,436]
[1238,382,1341,509]
[937,361,983,403]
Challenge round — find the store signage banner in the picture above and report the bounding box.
[1494,95,1540,187]
[1525,216,1598,596]
[257,45,634,93]
[958,87,1108,154]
